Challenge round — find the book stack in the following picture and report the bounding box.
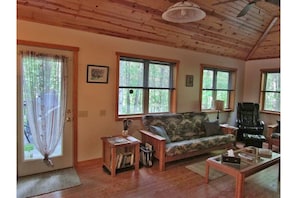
[116,152,134,169]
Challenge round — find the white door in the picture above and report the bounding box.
[17,45,73,176]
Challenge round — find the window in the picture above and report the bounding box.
[260,69,280,113]
[116,53,178,118]
[200,65,236,111]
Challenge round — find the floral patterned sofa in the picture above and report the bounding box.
[139,112,236,171]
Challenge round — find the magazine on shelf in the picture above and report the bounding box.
[108,136,129,145]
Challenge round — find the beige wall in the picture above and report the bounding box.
[243,59,280,135]
[18,20,252,162]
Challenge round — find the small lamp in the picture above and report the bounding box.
[214,100,224,120]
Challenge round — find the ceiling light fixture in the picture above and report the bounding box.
[162,1,206,23]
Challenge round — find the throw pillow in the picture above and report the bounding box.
[150,125,171,143]
[203,120,223,136]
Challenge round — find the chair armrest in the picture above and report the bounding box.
[258,120,265,127]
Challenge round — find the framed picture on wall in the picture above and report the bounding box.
[185,75,193,87]
[87,65,109,83]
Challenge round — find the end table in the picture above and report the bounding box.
[101,135,140,176]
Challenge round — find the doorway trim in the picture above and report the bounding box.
[17,40,79,167]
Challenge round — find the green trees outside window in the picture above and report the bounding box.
[118,57,174,116]
[260,70,280,112]
[201,66,235,111]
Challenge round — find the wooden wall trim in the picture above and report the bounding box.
[245,17,279,61]
[17,40,79,52]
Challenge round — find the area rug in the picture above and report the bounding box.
[17,167,81,198]
[185,161,225,180]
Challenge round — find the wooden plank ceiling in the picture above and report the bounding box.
[17,0,280,60]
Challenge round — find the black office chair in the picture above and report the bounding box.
[236,102,265,147]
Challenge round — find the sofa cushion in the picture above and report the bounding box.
[165,134,235,157]
[203,120,223,136]
[142,114,184,142]
[150,125,171,143]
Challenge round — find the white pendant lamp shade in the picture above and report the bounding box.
[162,1,206,23]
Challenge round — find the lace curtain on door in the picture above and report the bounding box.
[21,51,68,166]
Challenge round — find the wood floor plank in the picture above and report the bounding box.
[34,152,280,198]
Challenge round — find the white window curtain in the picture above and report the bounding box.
[21,51,68,167]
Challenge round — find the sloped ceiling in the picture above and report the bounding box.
[17,0,280,60]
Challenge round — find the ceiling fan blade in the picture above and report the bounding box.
[237,1,255,17]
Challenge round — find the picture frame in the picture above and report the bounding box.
[185,75,194,87]
[87,65,109,83]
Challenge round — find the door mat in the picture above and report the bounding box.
[17,167,81,198]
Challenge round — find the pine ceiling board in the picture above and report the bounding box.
[191,33,251,53]
[210,4,270,33]
[201,7,266,40]
[18,0,80,15]
[256,1,280,16]
[201,16,260,43]
[80,1,156,24]
[249,47,280,60]
[17,0,280,60]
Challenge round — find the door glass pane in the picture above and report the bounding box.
[22,56,63,161]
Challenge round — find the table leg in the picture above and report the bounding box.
[235,173,244,198]
[111,147,117,176]
[278,161,280,182]
[134,143,140,174]
[205,161,210,184]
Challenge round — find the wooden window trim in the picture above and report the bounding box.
[259,68,280,113]
[115,52,179,121]
[199,64,237,112]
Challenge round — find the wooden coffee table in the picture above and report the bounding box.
[205,147,280,198]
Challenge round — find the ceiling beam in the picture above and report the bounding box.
[245,16,278,60]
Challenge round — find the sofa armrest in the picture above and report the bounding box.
[139,130,166,171]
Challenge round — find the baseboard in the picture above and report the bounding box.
[76,158,102,168]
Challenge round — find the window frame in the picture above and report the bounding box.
[199,64,237,112]
[259,68,280,114]
[116,52,179,120]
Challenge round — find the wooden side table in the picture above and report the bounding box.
[220,124,238,135]
[220,124,238,147]
[101,135,140,176]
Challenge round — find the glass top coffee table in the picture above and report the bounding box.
[205,146,280,198]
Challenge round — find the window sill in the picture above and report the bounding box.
[202,109,233,113]
[260,110,280,115]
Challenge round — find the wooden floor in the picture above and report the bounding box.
[34,150,280,198]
